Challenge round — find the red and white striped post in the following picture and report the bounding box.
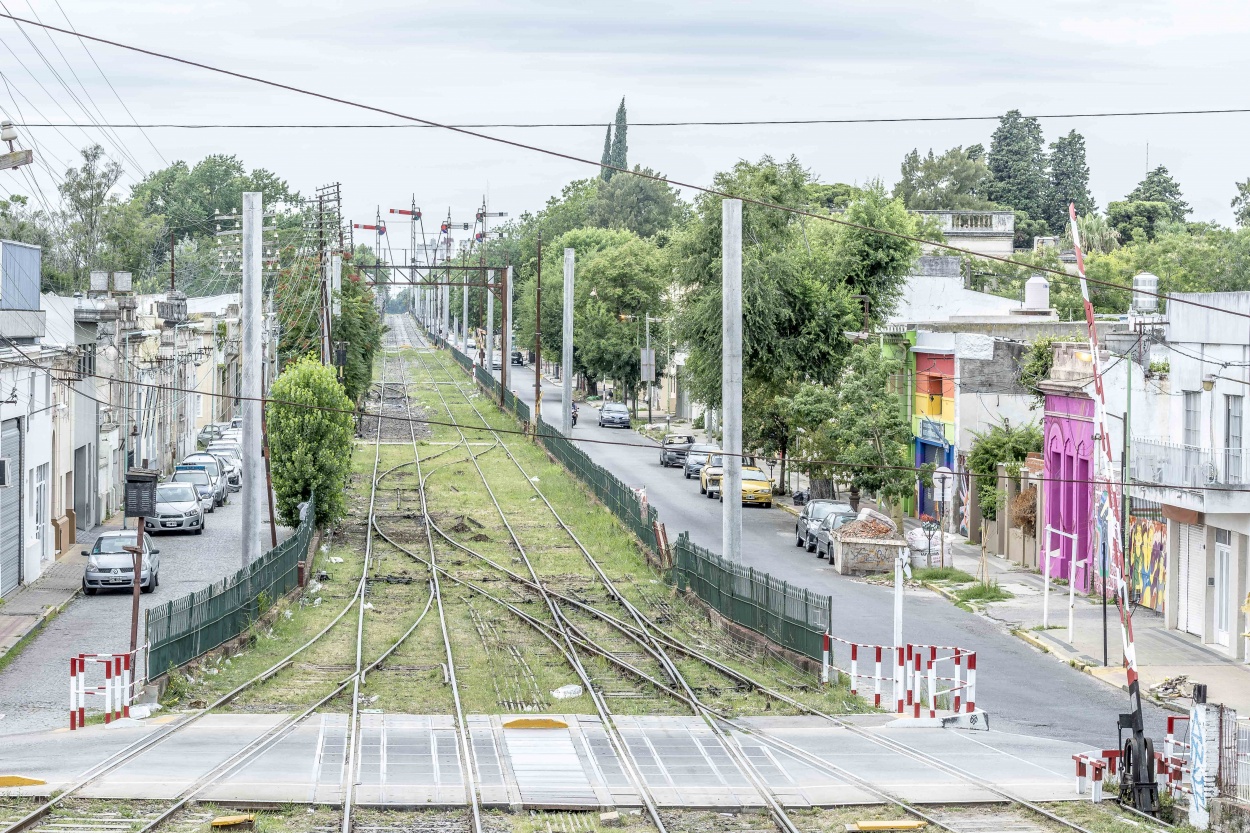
[965,652,976,712]
[821,633,831,685]
[872,646,883,708]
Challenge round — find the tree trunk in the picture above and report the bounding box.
[849,485,861,511]
[777,445,788,495]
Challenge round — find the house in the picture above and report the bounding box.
[914,210,1016,259]
[1130,292,1249,659]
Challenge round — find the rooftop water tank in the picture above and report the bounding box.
[1132,272,1159,313]
[1024,272,1050,310]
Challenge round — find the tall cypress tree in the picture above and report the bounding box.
[599,124,613,181]
[987,109,1047,221]
[1044,130,1095,233]
[609,97,628,172]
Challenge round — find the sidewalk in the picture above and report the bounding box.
[900,519,1250,715]
[0,520,116,663]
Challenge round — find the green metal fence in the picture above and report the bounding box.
[671,531,830,660]
[534,426,660,552]
[145,495,317,679]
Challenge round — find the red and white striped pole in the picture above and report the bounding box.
[873,646,883,709]
[965,652,977,713]
[821,633,831,685]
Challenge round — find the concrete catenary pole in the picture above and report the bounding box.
[241,192,264,569]
[562,248,574,436]
[486,270,495,371]
[721,199,742,561]
[462,279,470,352]
[504,265,514,367]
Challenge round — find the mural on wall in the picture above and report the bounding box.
[957,454,971,537]
[1128,517,1166,611]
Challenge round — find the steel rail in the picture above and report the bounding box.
[395,316,669,831]
[392,319,484,833]
[411,332,802,833]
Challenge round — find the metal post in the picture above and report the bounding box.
[241,192,264,569]
[645,316,652,426]
[462,273,470,353]
[499,266,509,405]
[562,248,574,436]
[534,232,543,427]
[129,521,143,655]
[486,269,495,371]
[721,199,742,561]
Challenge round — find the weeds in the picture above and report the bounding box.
[912,566,975,583]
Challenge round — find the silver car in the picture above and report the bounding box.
[182,454,228,506]
[683,444,720,480]
[795,500,853,552]
[169,466,216,513]
[145,483,206,535]
[82,531,160,595]
[815,511,860,560]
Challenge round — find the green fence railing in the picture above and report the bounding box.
[671,531,830,660]
[534,426,660,553]
[145,495,317,679]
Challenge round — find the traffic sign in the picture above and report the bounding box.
[933,465,954,505]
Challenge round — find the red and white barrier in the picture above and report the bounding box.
[69,650,139,730]
[824,635,977,716]
[1072,749,1120,801]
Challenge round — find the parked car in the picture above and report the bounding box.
[145,483,206,535]
[182,454,229,506]
[598,403,631,429]
[683,444,719,480]
[206,441,242,464]
[659,434,696,467]
[209,451,242,492]
[82,531,160,595]
[701,453,758,496]
[229,416,242,429]
[510,350,525,366]
[712,466,773,507]
[169,465,216,513]
[815,510,860,559]
[197,424,222,446]
[795,500,854,552]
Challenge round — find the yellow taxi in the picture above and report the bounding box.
[708,465,773,508]
[700,452,755,496]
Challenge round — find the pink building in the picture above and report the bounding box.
[1039,349,1096,593]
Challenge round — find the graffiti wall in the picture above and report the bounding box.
[1128,516,1167,611]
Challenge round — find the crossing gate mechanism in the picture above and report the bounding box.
[70,650,140,729]
[824,635,978,720]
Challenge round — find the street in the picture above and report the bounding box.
[495,359,1167,745]
[0,498,283,738]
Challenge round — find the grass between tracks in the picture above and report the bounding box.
[403,345,867,718]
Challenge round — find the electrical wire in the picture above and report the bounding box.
[0,11,1243,322]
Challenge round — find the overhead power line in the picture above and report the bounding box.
[2,11,1246,322]
[11,106,1250,129]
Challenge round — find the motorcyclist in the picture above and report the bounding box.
[571,402,579,426]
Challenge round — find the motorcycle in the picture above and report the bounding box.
[571,405,579,426]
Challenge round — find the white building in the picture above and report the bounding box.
[1131,291,1250,661]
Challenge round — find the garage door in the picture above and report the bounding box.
[1176,523,1206,637]
[0,418,22,597]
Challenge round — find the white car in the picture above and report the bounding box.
[145,483,206,535]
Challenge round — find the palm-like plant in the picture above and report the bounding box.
[1063,211,1120,254]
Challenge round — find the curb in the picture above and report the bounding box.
[778,503,800,518]
[922,581,961,603]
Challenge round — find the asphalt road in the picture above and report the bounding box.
[0,495,286,737]
[493,358,1166,746]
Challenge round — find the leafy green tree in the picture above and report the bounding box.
[1044,130,1094,233]
[1017,335,1063,406]
[1230,178,1250,227]
[589,166,685,238]
[599,125,613,182]
[59,144,124,288]
[966,422,1042,520]
[1013,210,1051,250]
[609,97,628,172]
[819,344,928,508]
[1126,165,1190,221]
[336,258,384,404]
[893,145,996,210]
[1085,224,1250,300]
[1107,200,1173,243]
[1063,211,1120,255]
[266,354,355,526]
[987,110,1047,220]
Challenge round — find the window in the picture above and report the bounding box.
[1226,395,1243,484]
[1183,390,1201,484]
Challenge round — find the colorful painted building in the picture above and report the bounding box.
[1040,384,1094,593]
[912,341,956,517]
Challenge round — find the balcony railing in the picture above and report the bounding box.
[1131,437,1248,488]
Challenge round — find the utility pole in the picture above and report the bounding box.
[462,271,470,353]
[241,192,264,570]
[499,265,509,406]
[562,248,574,436]
[534,232,543,427]
[169,230,176,291]
[645,315,653,426]
[722,199,743,561]
[486,268,495,372]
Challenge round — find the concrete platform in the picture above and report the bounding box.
[0,713,1088,809]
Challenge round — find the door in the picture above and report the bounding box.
[74,444,90,532]
[1214,529,1232,647]
[0,419,21,597]
[1177,523,1206,637]
[33,463,48,563]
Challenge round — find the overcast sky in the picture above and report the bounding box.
[3,0,1248,245]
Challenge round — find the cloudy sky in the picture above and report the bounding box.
[2,0,1248,241]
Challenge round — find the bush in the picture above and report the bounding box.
[967,422,1041,521]
[267,354,355,526]
[912,566,975,583]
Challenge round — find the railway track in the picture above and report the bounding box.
[393,314,1176,833]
